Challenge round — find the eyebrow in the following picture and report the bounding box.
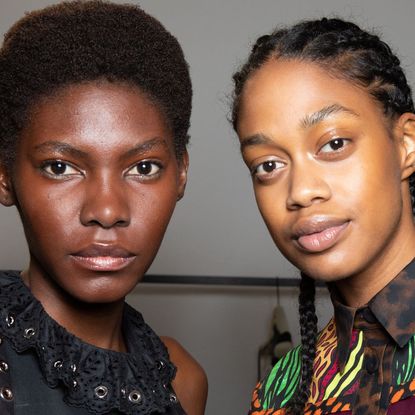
[299,103,359,129]
[34,141,89,159]
[33,137,170,160]
[240,133,274,152]
[240,103,359,152]
[121,137,170,160]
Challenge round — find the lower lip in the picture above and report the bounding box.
[296,222,349,253]
[70,256,136,272]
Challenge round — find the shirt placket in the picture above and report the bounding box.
[352,308,394,415]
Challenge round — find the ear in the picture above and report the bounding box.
[0,163,15,207]
[396,113,415,180]
[176,150,189,201]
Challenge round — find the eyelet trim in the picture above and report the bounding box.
[0,271,179,415]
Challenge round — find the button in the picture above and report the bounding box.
[128,390,142,404]
[0,361,8,373]
[94,385,108,399]
[0,387,13,401]
[362,308,377,324]
[365,354,379,374]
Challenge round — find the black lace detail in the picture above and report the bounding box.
[0,271,178,415]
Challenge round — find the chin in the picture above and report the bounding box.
[288,251,352,282]
[68,276,140,304]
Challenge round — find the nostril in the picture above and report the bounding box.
[80,197,130,228]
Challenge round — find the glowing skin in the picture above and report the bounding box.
[237,60,415,306]
[0,82,188,343]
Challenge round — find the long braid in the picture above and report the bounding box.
[287,274,317,415]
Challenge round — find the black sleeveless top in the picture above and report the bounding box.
[0,271,186,415]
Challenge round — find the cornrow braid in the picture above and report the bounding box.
[232,17,415,413]
[287,274,317,415]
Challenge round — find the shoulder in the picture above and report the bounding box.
[161,336,208,415]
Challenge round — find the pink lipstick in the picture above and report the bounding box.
[292,218,349,253]
[71,244,136,272]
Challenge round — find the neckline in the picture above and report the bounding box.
[0,270,178,414]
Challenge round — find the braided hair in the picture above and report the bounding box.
[232,18,415,414]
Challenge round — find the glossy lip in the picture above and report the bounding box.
[292,217,350,253]
[70,244,137,272]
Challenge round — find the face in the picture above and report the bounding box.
[237,59,414,283]
[1,81,187,304]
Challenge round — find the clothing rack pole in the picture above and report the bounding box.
[143,274,325,288]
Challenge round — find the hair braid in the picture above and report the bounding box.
[286,274,317,415]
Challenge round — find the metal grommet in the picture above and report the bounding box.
[72,380,78,388]
[6,315,14,328]
[94,385,108,399]
[169,393,177,403]
[70,363,77,373]
[0,387,13,401]
[128,390,142,404]
[157,360,165,371]
[0,361,8,373]
[23,328,36,339]
[120,388,126,398]
[53,360,63,369]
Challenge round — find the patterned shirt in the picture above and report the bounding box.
[249,259,415,415]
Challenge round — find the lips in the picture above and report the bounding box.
[70,244,136,272]
[292,218,350,253]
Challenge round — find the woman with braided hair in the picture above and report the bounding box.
[232,18,415,415]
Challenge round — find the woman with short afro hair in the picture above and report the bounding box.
[0,1,207,414]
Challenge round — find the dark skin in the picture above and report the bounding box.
[0,81,207,415]
[237,59,415,307]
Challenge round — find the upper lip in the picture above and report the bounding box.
[291,216,349,239]
[72,244,135,258]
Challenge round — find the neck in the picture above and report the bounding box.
[335,212,415,307]
[21,268,127,352]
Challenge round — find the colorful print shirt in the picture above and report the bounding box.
[249,259,415,415]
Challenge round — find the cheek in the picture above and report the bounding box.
[254,185,286,237]
[132,182,178,232]
[344,148,402,216]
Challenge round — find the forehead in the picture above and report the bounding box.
[237,59,386,137]
[21,81,173,153]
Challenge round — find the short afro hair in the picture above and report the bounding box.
[0,0,192,168]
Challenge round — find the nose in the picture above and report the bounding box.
[286,161,331,210]
[80,175,130,228]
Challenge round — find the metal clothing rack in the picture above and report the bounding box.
[142,274,326,288]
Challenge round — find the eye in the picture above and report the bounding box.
[252,159,285,180]
[42,161,80,177]
[126,161,162,179]
[319,138,350,153]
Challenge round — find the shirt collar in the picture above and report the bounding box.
[331,258,415,372]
